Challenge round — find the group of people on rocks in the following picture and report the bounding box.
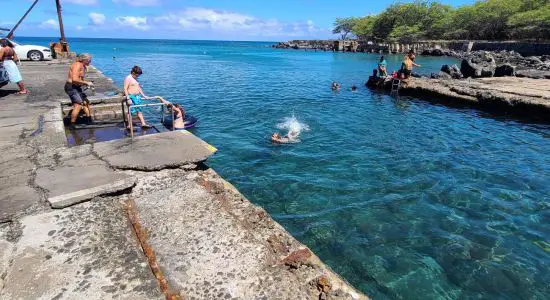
[333,50,422,92]
[366,50,422,88]
[65,53,186,130]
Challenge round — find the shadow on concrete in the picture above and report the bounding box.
[0,89,19,98]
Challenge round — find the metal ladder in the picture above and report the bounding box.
[391,78,401,96]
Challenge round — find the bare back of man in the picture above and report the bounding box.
[65,53,94,128]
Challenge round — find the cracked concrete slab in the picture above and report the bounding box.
[0,173,41,223]
[128,169,366,299]
[93,130,217,171]
[0,199,163,300]
[35,156,136,208]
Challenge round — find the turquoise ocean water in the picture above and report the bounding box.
[18,37,550,299]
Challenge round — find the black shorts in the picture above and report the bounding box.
[64,82,87,104]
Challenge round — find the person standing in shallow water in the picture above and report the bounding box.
[0,39,28,94]
[65,53,94,129]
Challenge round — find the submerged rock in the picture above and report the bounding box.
[441,64,463,79]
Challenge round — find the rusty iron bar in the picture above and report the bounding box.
[55,0,66,42]
[7,0,40,39]
[124,199,181,300]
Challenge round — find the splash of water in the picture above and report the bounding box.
[276,114,310,142]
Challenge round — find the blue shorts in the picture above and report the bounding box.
[129,94,143,115]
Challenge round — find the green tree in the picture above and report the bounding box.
[352,16,378,40]
[332,17,358,40]
[338,0,550,42]
[509,4,550,41]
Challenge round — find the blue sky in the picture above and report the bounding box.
[0,0,475,41]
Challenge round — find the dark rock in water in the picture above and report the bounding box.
[422,48,447,56]
[441,64,463,79]
[431,48,445,56]
[494,63,516,77]
[461,51,497,78]
[441,64,452,74]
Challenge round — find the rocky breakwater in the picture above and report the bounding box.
[367,51,550,120]
[273,40,335,51]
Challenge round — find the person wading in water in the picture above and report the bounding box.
[65,53,94,129]
[0,39,28,94]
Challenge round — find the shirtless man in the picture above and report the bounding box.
[65,53,94,128]
[124,66,168,129]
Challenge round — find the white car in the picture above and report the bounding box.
[7,39,52,61]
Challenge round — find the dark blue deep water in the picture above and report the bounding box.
[19,37,550,299]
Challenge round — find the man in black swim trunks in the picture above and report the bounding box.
[65,53,94,128]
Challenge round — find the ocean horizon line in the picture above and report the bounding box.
[12,36,286,44]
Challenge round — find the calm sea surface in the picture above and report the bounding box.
[20,37,550,299]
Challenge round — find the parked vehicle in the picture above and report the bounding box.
[6,39,52,61]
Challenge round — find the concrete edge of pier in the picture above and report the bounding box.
[0,60,368,299]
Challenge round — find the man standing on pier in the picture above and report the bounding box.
[65,53,94,129]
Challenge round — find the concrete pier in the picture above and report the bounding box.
[0,60,367,299]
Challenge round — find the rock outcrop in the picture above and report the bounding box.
[494,63,516,77]
[460,51,497,78]
[441,64,463,79]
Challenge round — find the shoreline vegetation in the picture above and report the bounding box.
[335,0,550,43]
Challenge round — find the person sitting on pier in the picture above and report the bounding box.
[0,39,28,95]
[65,53,94,129]
[378,56,388,77]
[124,66,169,129]
[331,82,341,91]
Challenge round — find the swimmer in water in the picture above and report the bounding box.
[331,82,341,91]
[351,85,357,92]
[271,131,298,144]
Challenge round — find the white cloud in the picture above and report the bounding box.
[76,25,84,31]
[150,8,325,37]
[65,0,98,5]
[116,16,149,30]
[89,12,106,26]
[112,0,160,7]
[40,19,58,30]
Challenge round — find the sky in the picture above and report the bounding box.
[0,0,475,41]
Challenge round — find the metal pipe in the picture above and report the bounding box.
[7,0,40,39]
[55,0,66,43]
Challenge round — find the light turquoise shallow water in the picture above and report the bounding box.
[20,38,550,299]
